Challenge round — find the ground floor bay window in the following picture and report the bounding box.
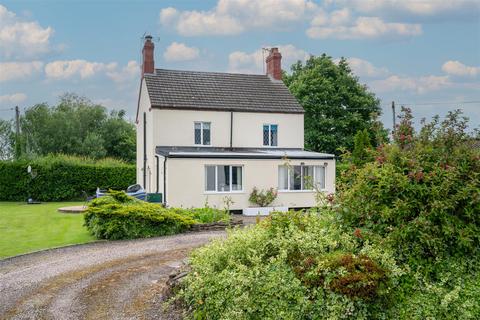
[278,165,325,191]
[205,165,243,192]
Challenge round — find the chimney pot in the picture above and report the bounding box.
[266,47,282,81]
[142,35,154,77]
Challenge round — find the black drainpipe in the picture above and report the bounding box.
[230,111,233,149]
[143,112,147,188]
[163,157,167,205]
[155,155,160,193]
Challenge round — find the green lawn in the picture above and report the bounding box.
[0,202,95,259]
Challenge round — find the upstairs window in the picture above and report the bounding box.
[263,124,278,146]
[195,122,211,145]
[278,165,325,191]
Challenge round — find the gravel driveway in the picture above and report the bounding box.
[0,231,225,320]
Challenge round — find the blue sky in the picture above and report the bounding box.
[1,0,479,130]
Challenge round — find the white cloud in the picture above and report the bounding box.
[164,42,200,62]
[370,75,451,94]
[0,61,44,82]
[160,0,317,36]
[335,0,480,20]
[228,44,310,74]
[0,93,27,105]
[307,16,422,40]
[106,60,139,83]
[442,60,479,78]
[0,5,53,59]
[337,57,389,78]
[44,60,117,80]
[159,7,179,26]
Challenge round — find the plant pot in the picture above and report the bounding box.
[242,206,288,216]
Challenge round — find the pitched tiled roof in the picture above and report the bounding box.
[143,69,304,114]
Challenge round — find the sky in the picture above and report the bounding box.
[0,0,479,130]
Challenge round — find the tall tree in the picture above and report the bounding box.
[20,93,136,162]
[284,55,383,155]
[0,119,14,160]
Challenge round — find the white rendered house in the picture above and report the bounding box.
[136,36,335,210]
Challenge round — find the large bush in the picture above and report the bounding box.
[177,211,402,319]
[0,154,135,201]
[338,109,480,267]
[84,191,230,240]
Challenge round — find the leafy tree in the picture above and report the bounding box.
[0,119,14,160]
[284,55,383,155]
[20,93,135,162]
[351,128,373,165]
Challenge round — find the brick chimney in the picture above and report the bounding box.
[266,47,282,81]
[142,35,154,77]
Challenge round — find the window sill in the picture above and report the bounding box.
[278,189,327,193]
[204,191,245,195]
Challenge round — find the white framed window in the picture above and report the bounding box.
[278,165,325,191]
[205,165,243,193]
[263,124,278,146]
[195,122,211,145]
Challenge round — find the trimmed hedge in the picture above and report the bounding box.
[0,155,135,201]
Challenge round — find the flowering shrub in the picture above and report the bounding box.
[248,187,278,207]
[338,108,480,268]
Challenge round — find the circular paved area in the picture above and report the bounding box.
[0,231,225,320]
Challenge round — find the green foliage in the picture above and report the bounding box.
[183,206,230,224]
[248,187,278,207]
[338,108,480,268]
[177,211,402,319]
[284,55,383,155]
[0,119,14,160]
[0,154,135,201]
[19,93,135,162]
[351,129,373,166]
[84,191,230,240]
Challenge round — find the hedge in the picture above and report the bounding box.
[0,155,135,201]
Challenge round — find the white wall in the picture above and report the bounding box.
[151,109,304,149]
[136,79,156,192]
[166,158,335,210]
[232,112,304,148]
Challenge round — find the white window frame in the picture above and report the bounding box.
[204,165,244,194]
[263,124,278,147]
[278,165,326,192]
[194,121,211,146]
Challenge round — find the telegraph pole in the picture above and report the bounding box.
[391,101,396,134]
[15,106,21,158]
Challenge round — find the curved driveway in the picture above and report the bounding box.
[0,231,225,320]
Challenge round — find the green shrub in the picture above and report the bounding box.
[84,191,230,240]
[248,187,278,207]
[176,211,402,319]
[182,206,230,224]
[0,154,135,201]
[337,109,480,268]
